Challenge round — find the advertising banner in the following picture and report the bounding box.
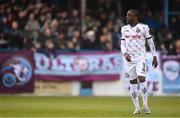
[34,51,122,81]
[35,80,75,95]
[161,54,180,93]
[0,51,34,93]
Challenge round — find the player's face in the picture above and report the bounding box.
[126,11,137,24]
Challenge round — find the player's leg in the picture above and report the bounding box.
[138,76,151,114]
[129,78,140,114]
[136,60,151,114]
[126,63,140,114]
[138,76,148,106]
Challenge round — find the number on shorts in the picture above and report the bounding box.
[142,63,145,72]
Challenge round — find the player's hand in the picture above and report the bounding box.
[124,53,131,62]
[152,56,158,68]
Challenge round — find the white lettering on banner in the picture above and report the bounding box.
[51,57,64,71]
[34,52,122,75]
[74,57,89,71]
[35,55,49,70]
[113,55,122,70]
[101,56,114,70]
[61,58,74,72]
[88,58,99,71]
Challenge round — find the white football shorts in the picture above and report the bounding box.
[125,59,147,81]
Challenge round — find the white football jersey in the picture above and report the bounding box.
[121,23,152,61]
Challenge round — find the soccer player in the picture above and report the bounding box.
[121,9,158,114]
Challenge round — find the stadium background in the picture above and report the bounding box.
[0,0,180,117]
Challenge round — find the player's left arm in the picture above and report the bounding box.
[145,25,158,68]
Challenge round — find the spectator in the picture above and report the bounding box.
[66,39,75,51]
[71,30,81,50]
[0,16,9,48]
[49,19,60,38]
[158,26,173,51]
[175,40,180,53]
[25,13,40,41]
[44,39,57,58]
[8,21,23,49]
[18,11,28,30]
[160,44,168,54]
[39,27,53,46]
[31,41,42,52]
[99,26,113,50]
[69,9,79,25]
[55,32,66,50]
[81,30,99,50]
[168,43,176,55]
[170,16,180,39]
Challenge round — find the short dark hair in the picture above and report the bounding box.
[128,9,140,19]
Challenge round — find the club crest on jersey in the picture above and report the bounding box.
[136,27,141,33]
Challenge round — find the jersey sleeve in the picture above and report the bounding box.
[145,25,156,56]
[120,27,126,54]
[147,37,156,56]
[121,27,125,40]
[144,25,152,39]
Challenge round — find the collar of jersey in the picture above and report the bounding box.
[129,22,139,28]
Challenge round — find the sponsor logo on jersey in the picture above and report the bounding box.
[136,27,141,33]
[125,34,141,39]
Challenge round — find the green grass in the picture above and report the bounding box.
[0,96,180,117]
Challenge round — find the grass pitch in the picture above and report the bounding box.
[0,96,180,117]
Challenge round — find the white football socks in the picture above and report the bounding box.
[130,84,140,110]
[139,81,148,106]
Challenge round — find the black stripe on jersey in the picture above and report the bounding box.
[121,39,125,40]
[146,37,152,40]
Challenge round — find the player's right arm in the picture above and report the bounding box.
[120,27,131,62]
[144,25,158,68]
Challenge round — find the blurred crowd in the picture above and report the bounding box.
[0,0,179,55]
